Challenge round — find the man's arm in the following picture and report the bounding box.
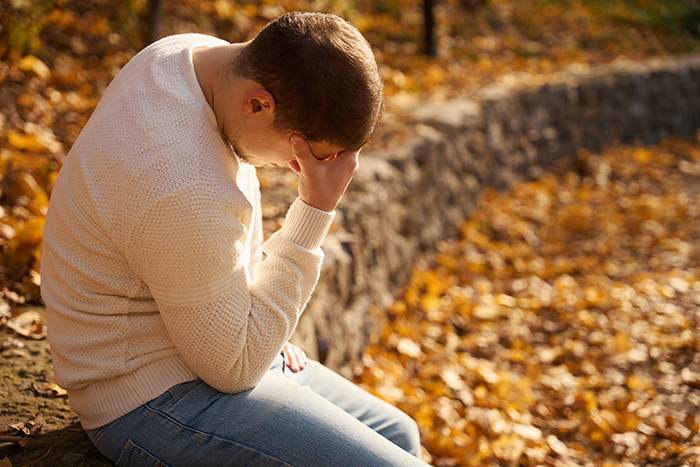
[125,186,332,393]
[124,138,357,393]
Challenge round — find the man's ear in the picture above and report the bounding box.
[241,89,276,116]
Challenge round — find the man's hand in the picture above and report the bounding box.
[288,135,359,212]
[282,342,307,372]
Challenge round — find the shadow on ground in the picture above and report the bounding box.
[0,422,113,466]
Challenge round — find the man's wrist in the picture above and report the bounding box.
[298,195,336,213]
[278,198,335,250]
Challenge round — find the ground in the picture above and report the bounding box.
[4,136,700,466]
[0,308,113,466]
[353,136,700,466]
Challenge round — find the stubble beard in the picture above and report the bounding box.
[220,129,251,165]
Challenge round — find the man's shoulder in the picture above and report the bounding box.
[114,33,227,85]
[147,33,229,54]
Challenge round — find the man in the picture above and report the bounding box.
[41,11,430,467]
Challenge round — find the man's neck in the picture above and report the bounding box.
[192,43,245,133]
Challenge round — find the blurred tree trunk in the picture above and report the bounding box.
[423,0,436,56]
[145,0,164,45]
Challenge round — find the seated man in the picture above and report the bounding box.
[41,11,429,467]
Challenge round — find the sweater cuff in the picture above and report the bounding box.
[278,198,335,250]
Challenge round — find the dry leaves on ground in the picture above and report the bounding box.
[354,132,700,466]
[0,420,42,450]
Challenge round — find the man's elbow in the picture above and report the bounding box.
[197,357,269,394]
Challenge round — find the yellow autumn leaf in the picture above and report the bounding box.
[16,91,35,109]
[634,147,652,164]
[6,131,50,152]
[11,172,50,207]
[90,16,111,37]
[18,55,51,80]
[214,0,234,19]
[9,217,45,250]
[243,4,258,17]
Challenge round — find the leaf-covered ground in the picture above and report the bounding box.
[2,0,700,465]
[354,134,700,466]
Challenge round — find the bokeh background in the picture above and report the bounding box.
[2,1,700,465]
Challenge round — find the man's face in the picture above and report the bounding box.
[227,125,344,169]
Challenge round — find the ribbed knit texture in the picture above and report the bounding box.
[41,34,334,430]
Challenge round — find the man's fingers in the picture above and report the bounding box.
[291,135,311,162]
[290,135,360,212]
[291,346,307,371]
[282,342,307,372]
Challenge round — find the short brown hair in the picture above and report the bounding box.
[234,12,384,151]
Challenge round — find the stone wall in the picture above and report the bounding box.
[288,54,700,378]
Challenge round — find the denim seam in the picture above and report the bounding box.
[86,422,111,445]
[143,403,296,467]
[117,439,168,467]
[160,380,203,410]
[116,439,134,465]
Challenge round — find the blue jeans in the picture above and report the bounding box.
[86,355,429,467]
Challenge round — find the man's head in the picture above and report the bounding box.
[233,12,384,152]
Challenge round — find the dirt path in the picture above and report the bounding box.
[0,307,112,467]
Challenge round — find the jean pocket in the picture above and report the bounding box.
[157,380,203,411]
[116,439,169,467]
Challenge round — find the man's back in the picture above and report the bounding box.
[41,33,264,429]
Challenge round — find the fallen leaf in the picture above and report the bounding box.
[1,338,25,350]
[0,224,17,240]
[0,301,11,323]
[32,382,67,397]
[2,349,30,359]
[8,420,41,437]
[3,311,47,339]
[6,132,49,153]
[1,289,24,304]
[17,55,51,80]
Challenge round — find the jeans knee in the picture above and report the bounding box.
[388,410,422,457]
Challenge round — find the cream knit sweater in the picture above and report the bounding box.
[41,34,334,430]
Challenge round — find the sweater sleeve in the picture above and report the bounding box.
[125,183,333,393]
